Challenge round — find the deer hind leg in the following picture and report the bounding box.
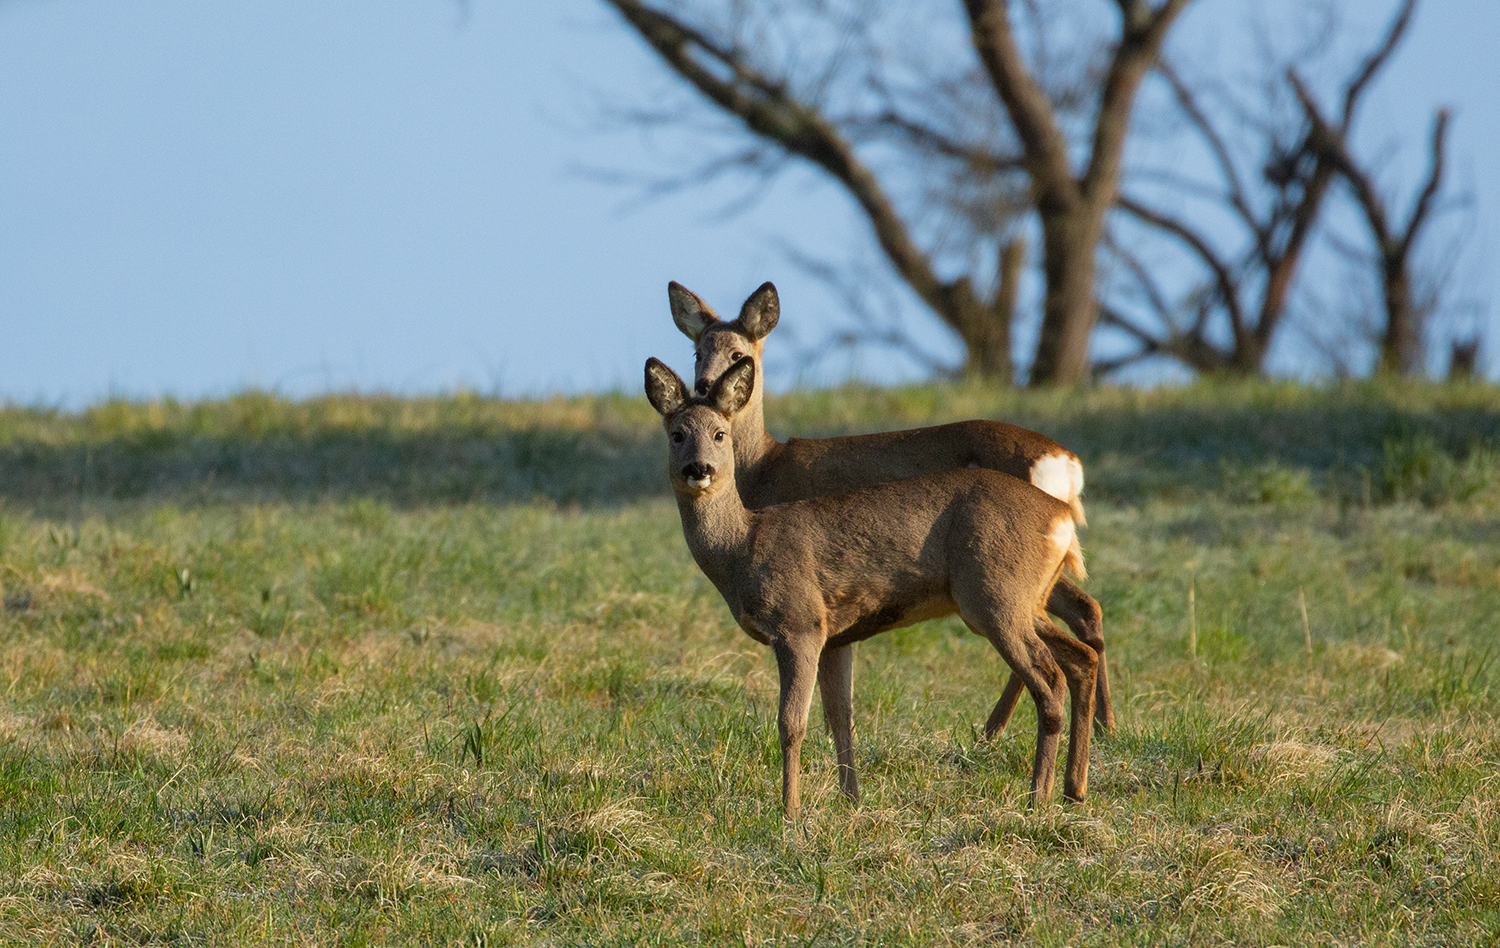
[959,605,1066,807]
[1033,616,1098,803]
[985,674,1027,740]
[988,577,1110,737]
[1048,576,1112,731]
[817,644,859,803]
[773,638,821,820]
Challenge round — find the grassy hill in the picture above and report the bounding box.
[1,380,1498,945]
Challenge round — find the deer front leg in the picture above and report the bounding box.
[774,638,821,820]
[818,644,859,803]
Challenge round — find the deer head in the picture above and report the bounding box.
[668,282,779,396]
[644,356,756,497]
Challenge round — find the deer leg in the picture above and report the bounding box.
[960,609,1066,807]
[990,578,1109,738]
[985,676,1026,740]
[1049,576,1113,732]
[1034,617,1097,803]
[1020,632,1066,805]
[817,644,859,803]
[773,638,821,820]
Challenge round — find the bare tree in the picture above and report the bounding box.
[600,0,1035,381]
[1099,0,1418,377]
[598,0,1467,385]
[1290,52,1451,377]
[962,0,1190,384]
[600,0,1190,385]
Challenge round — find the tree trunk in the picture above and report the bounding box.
[959,301,1012,381]
[1224,335,1266,375]
[1030,204,1104,386]
[956,239,1025,382]
[1379,253,1422,376]
[962,0,1190,386]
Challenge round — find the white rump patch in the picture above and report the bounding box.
[1030,451,1087,527]
[1049,512,1087,581]
[1048,514,1075,557]
[1029,452,1079,503]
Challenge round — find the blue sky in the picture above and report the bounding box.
[1,0,1494,405]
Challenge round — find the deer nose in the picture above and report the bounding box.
[681,461,714,480]
[694,377,710,395]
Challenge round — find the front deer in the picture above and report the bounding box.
[646,356,1097,816]
[668,281,1112,736]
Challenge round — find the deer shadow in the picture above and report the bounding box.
[0,424,668,516]
[2,389,1496,515]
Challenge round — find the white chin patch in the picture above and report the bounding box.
[687,475,713,489]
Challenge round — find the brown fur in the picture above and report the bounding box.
[669,281,1114,734]
[646,356,1098,817]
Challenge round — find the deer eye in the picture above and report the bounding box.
[670,431,684,444]
[730,352,745,362]
[713,430,725,442]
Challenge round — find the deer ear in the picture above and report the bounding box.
[668,282,720,342]
[708,356,756,416]
[644,358,689,417]
[736,282,779,340]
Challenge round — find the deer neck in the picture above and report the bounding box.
[729,376,780,487]
[675,478,754,595]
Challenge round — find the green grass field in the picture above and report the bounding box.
[2,380,1499,946]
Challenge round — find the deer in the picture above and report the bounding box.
[646,355,1098,817]
[667,281,1113,738]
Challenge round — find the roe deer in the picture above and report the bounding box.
[645,356,1098,816]
[668,280,1112,735]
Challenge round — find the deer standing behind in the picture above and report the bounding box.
[646,356,1098,816]
[669,281,1112,736]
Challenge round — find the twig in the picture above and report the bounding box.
[1299,587,1313,659]
[1188,577,1197,658]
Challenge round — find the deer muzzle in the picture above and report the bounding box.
[681,461,714,489]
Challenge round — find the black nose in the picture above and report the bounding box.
[681,461,714,480]
[694,378,709,395]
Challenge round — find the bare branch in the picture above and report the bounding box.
[1155,60,1258,234]
[826,326,961,377]
[1253,152,1336,350]
[1129,166,1234,205]
[575,143,787,216]
[1399,108,1450,259]
[961,0,1078,201]
[1289,69,1391,243]
[1117,194,1247,339]
[1095,299,1238,378]
[774,239,961,378]
[1340,0,1417,131]
[1289,5,1453,378]
[1097,304,1166,351]
[854,110,1025,176]
[1083,0,1192,204]
[602,0,967,328]
[1102,234,1177,329]
[1090,348,1161,378]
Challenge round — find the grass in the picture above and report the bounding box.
[0,378,1498,945]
